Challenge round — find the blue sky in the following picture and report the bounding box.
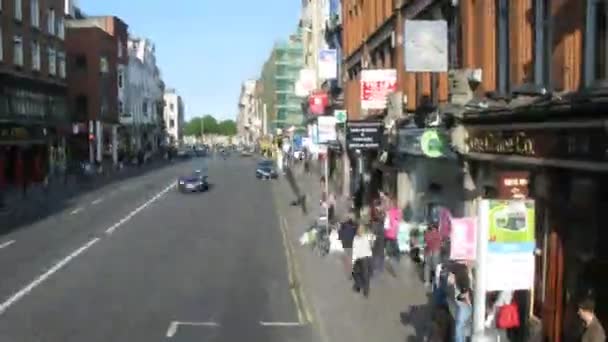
[80,0,301,121]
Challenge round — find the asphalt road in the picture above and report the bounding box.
[0,156,317,342]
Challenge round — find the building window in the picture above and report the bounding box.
[170,103,174,111]
[13,35,23,66]
[75,54,86,70]
[532,0,552,88]
[57,51,66,78]
[170,119,175,128]
[30,0,39,27]
[47,8,55,35]
[57,17,64,39]
[100,56,109,73]
[31,40,40,70]
[118,38,122,58]
[118,100,123,115]
[142,101,148,116]
[118,70,123,88]
[496,0,510,95]
[14,0,22,21]
[584,0,608,85]
[0,27,3,62]
[48,47,56,75]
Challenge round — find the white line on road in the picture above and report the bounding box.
[91,198,103,205]
[259,321,305,327]
[70,207,84,215]
[166,321,220,338]
[0,240,15,250]
[105,181,176,235]
[0,237,100,315]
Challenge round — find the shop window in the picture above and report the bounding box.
[532,0,552,87]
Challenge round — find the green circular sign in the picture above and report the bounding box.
[420,129,444,158]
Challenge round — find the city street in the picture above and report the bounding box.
[0,156,317,342]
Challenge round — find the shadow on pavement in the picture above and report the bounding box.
[0,158,188,236]
[400,304,433,342]
[284,167,308,215]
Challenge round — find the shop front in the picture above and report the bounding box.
[345,120,384,217]
[463,117,608,342]
[395,126,464,223]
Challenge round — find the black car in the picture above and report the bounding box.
[178,170,209,192]
[256,160,278,180]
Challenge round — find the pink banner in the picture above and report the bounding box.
[438,207,452,238]
[449,217,477,261]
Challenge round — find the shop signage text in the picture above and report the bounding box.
[497,171,530,200]
[0,125,44,142]
[466,127,608,163]
[346,120,383,150]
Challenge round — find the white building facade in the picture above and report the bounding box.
[236,80,264,146]
[163,89,184,146]
[120,37,165,153]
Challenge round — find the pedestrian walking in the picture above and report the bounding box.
[352,224,374,297]
[370,199,386,277]
[338,213,357,278]
[424,223,442,288]
[579,297,606,342]
[384,197,402,277]
[449,261,473,342]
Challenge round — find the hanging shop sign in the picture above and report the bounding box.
[334,109,347,124]
[317,116,337,143]
[497,171,530,200]
[308,91,329,115]
[318,49,338,80]
[346,120,384,150]
[360,69,397,110]
[404,20,448,72]
[466,126,608,163]
[397,128,455,158]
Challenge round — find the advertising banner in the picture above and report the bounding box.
[360,69,397,110]
[449,217,477,261]
[309,91,328,115]
[318,49,337,80]
[480,199,536,291]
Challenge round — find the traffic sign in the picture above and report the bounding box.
[334,109,347,123]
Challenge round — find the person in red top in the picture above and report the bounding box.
[424,223,442,288]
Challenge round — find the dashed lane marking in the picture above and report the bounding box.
[70,207,84,215]
[259,321,305,327]
[0,240,15,250]
[105,181,176,235]
[0,237,100,315]
[91,198,103,205]
[166,321,220,338]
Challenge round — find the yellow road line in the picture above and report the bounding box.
[282,216,314,325]
[279,215,305,324]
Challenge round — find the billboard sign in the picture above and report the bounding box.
[360,69,397,110]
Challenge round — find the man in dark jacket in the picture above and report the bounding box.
[339,214,357,278]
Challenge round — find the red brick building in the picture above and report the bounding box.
[65,16,127,163]
[0,0,69,195]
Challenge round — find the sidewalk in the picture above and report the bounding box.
[273,168,431,342]
[0,156,174,232]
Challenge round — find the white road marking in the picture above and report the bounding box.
[0,240,15,250]
[259,321,305,327]
[91,198,103,205]
[105,181,176,235]
[166,321,220,338]
[70,207,84,215]
[0,237,100,315]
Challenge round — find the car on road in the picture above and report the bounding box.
[241,149,252,157]
[178,170,209,192]
[255,160,278,180]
